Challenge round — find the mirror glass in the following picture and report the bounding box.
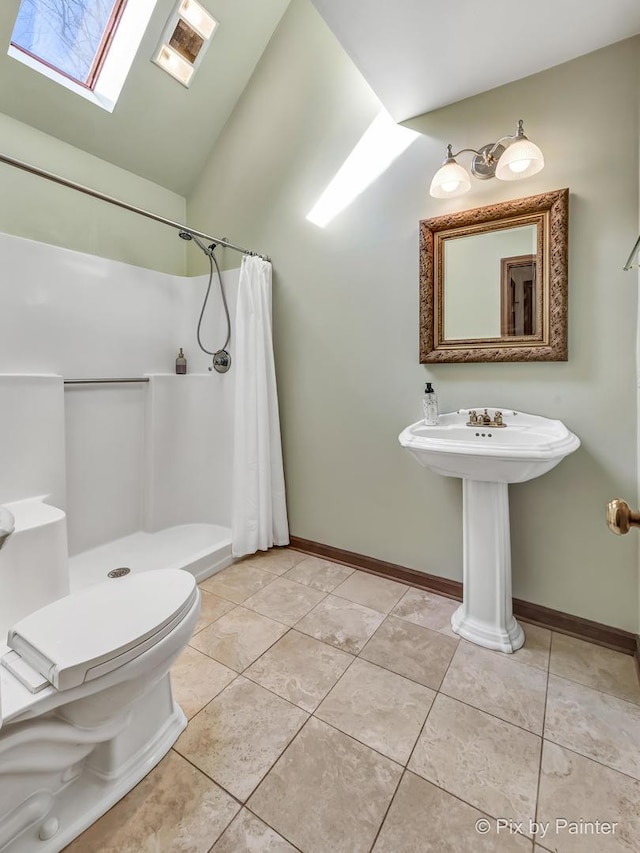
[419,189,568,363]
[443,224,538,340]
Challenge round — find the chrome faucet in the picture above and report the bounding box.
[466,409,506,428]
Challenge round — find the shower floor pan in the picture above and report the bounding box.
[69,523,232,592]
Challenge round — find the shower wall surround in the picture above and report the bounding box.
[0,231,238,555]
[143,374,234,533]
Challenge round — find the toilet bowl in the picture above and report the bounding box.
[0,546,199,851]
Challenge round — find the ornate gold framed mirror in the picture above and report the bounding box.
[419,189,568,362]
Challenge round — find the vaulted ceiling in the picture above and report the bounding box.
[1,0,639,199]
[310,0,640,121]
[0,0,290,195]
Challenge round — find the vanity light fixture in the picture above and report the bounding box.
[153,0,218,87]
[429,120,544,199]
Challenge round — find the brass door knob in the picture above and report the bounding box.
[606,498,640,535]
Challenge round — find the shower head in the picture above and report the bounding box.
[178,230,215,257]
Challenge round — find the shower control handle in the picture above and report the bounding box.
[606,498,640,535]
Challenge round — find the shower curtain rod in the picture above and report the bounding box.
[0,152,270,262]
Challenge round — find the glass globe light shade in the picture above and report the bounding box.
[429,160,471,198]
[495,138,544,181]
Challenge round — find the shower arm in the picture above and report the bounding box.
[0,152,270,262]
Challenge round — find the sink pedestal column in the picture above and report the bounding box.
[451,479,524,653]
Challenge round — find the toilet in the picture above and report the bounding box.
[0,500,200,853]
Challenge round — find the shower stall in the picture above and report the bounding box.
[65,373,235,590]
[0,239,239,593]
[0,152,284,594]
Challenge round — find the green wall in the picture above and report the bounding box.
[188,0,640,631]
[0,0,291,196]
[0,112,186,274]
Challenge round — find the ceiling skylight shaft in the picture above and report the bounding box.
[8,0,159,112]
[306,110,419,228]
[11,0,126,86]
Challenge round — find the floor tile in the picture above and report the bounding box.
[440,641,547,734]
[316,657,435,764]
[249,717,402,853]
[372,771,533,852]
[200,563,277,603]
[64,750,239,853]
[545,674,640,780]
[174,677,307,802]
[190,607,287,672]
[409,693,541,827]
[62,563,640,853]
[360,615,458,690]
[332,570,407,613]
[470,622,551,672]
[245,629,353,712]
[211,810,296,852]
[296,594,386,654]
[243,576,326,626]
[391,587,460,638]
[549,634,640,705]
[285,555,355,592]
[235,548,307,576]
[537,741,640,852]
[511,622,552,671]
[193,590,236,634]
[171,646,237,719]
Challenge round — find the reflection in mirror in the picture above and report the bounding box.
[443,224,538,341]
[419,189,568,363]
[501,253,536,336]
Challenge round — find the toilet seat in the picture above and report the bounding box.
[3,569,197,691]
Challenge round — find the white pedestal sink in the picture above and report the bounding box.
[399,409,580,653]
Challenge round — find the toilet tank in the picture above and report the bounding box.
[0,498,69,644]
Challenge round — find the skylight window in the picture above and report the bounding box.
[11,0,126,87]
[8,0,159,112]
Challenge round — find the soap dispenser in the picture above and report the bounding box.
[175,348,187,374]
[423,382,439,425]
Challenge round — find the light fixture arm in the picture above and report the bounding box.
[446,145,485,160]
[444,120,528,172]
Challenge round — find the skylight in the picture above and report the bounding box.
[306,110,420,228]
[11,0,126,87]
[8,0,159,112]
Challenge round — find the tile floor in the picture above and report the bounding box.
[65,549,640,853]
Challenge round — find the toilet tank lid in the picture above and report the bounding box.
[6,569,197,691]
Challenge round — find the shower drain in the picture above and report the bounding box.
[107,567,131,578]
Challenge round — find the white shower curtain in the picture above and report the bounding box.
[231,255,290,557]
